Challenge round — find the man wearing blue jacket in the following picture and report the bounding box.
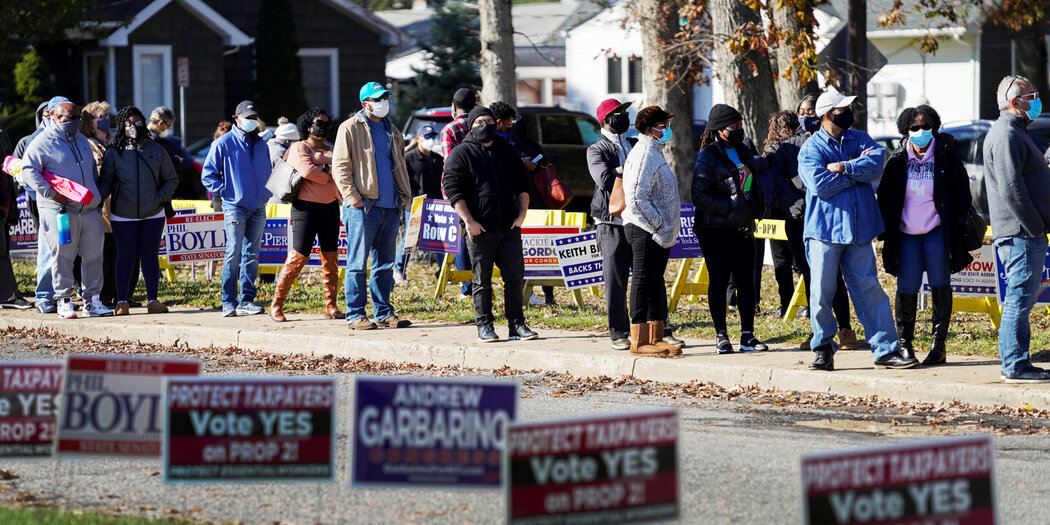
[202,101,272,317]
[798,90,916,371]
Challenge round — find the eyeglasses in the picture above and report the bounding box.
[1007,77,1040,102]
[908,124,932,132]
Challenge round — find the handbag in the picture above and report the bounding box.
[608,176,626,217]
[532,164,574,210]
[962,206,987,252]
[265,156,303,204]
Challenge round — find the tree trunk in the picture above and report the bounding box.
[847,0,868,130]
[773,6,818,111]
[1013,25,1050,107]
[478,0,517,106]
[711,0,778,147]
[637,0,694,201]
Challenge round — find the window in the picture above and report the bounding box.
[132,45,172,112]
[539,114,581,145]
[627,57,643,94]
[299,48,339,117]
[83,52,107,104]
[575,116,601,145]
[607,57,622,93]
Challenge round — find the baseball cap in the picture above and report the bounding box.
[359,81,390,102]
[418,125,438,138]
[47,96,72,110]
[596,98,631,124]
[814,90,856,117]
[234,100,258,118]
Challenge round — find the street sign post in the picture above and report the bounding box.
[177,57,189,147]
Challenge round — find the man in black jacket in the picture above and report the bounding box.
[443,106,538,343]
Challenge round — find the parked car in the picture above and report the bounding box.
[403,107,453,141]
[515,106,602,209]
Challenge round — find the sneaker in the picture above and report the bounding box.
[85,296,114,317]
[348,317,377,330]
[739,333,768,352]
[508,323,538,341]
[114,301,130,316]
[376,314,411,328]
[393,272,407,284]
[56,298,76,319]
[222,304,238,317]
[236,301,264,315]
[797,306,810,319]
[478,324,499,343]
[610,338,630,351]
[716,332,734,354]
[663,334,686,350]
[528,293,545,306]
[2,297,34,310]
[147,300,168,314]
[37,299,56,314]
[1002,366,1050,384]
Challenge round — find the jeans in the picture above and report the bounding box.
[598,223,631,340]
[394,206,412,277]
[995,234,1048,375]
[806,239,898,357]
[454,231,472,295]
[785,217,852,329]
[111,217,165,302]
[39,206,104,301]
[897,226,950,294]
[466,227,525,327]
[35,230,54,302]
[343,203,400,322]
[625,223,670,324]
[221,203,266,306]
[698,228,754,334]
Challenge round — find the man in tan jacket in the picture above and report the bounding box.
[332,81,412,330]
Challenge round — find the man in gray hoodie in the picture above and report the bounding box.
[984,75,1050,383]
[19,97,112,319]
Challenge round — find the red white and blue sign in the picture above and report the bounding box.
[555,231,603,290]
[0,361,63,458]
[418,199,461,254]
[258,218,290,266]
[7,193,37,253]
[351,376,518,489]
[669,203,701,259]
[522,226,579,281]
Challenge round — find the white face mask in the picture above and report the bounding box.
[368,100,390,119]
[421,138,435,151]
[159,127,172,138]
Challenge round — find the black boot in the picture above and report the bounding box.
[924,286,951,366]
[894,292,918,361]
[808,343,835,371]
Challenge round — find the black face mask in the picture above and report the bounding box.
[799,116,821,134]
[472,123,497,143]
[830,109,855,131]
[726,128,745,146]
[310,121,331,138]
[608,114,630,135]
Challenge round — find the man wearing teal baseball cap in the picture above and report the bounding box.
[331,81,412,330]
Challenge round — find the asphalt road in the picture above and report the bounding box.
[1,338,1048,524]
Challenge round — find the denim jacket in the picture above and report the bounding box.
[798,127,885,244]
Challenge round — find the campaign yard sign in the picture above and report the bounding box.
[925,241,997,297]
[403,196,425,256]
[258,218,290,266]
[57,355,201,457]
[505,409,680,525]
[7,193,36,254]
[522,226,580,281]
[802,434,997,525]
[555,231,603,290]
[304,221,348,268]
[164,213,226,263]
[0,362,62,457]
[418,199,461,254]
[994,243,1050,304]
[669,204,701,259]
[352,376,518,488]
[163,377,336,483]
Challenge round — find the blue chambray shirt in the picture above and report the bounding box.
[797,127,886,245]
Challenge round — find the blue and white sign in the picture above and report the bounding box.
[669,203,702,259]
[418,199,461,254]
[7,193,36,254]
[555,231,603,290]
[351,376,518,489]
[994,242,1050,304]
[259,218,289,266]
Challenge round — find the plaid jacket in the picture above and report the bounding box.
[439,114,469,157]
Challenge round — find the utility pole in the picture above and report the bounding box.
[847,0,868,130]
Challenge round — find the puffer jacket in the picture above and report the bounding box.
[99,141,178,219]
[691,141,766,232]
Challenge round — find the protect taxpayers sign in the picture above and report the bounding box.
[164,213,226,263]
[163,377,336,483]
[505,409,680,525]
[801,434,997,525]
[0,361,63,457]
[351,376,518,488]
[57,355,201,457]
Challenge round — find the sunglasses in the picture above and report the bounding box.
[1006,77,1040,102]
[908,124,932,132]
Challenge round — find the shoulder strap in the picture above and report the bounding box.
[133,148,161,188]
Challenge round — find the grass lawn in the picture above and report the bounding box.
[0,506,193,524]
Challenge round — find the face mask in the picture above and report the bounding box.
[609,114,630,135]
[799,116,821,133]
[1025,98,1043,121]
[830,109,855,131]
[909,128,933,148]
[368,100,390,119]
[58,120,79,136]
[472,123,497,143]
[239,118,258,133]
[310,121,331,138]
[726,128,745,147]
[126,124,139,139]
[96,118,110,134]
[656,128,673,144]
[421,138,436,151]
[159,127,172,138]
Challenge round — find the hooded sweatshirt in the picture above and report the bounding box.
[20,124,100,212]
[201,123,272,209]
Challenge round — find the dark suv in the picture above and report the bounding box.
[515,107,602,206]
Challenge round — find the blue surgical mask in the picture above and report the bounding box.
[798,116,821,134]
[657,128,673,144]
[1026,98,1042,121]
[909,129,933,148]
[239,118,258,133]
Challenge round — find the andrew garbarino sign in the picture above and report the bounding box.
[164,377,336,483]
[802,434,997,525]
[505,409,680,525]
[352,376,518,488]
[0,362,62,457]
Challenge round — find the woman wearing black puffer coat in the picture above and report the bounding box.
[691,104,768,355]
[877,105,972,367]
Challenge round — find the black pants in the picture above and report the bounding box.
[0,217,17,301]
[598,223,632,340]
[290,199,340,256]
[625,223,669,325]
[466,228,525,327]
[769,238,795,309]
[699,228,755,334]
[784,217,851,329]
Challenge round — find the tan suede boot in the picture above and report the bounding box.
[630,323,667,356]
[270,251,309,322]
[320,251,345,319]
[648,321,681,355]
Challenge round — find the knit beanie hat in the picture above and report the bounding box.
[705,104,742,132]
[467,106,495,128]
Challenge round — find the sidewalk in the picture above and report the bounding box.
[1,307,1047,410]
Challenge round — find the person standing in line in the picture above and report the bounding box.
[878,105,972,366]
[269,108,343,322]
[0,124,28,310]
[692,104,769,354]
[442,106,537,343]
[439,88,478,300]
[99,106,178,315]
[983,75,1050,383]
[762,111,804,319]
[267,117,299,169]
[14,101,56,313]
[201,101,272,317]
[395,125,444,281]
[332,82,413,331]
[797,90,915,371]
[621,106,679,357]
[78,101,127,308]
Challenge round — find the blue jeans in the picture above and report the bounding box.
[221,203,266,306]
[394,206,411,276]
[897,226,950,294]
[35,231,54,302]
[343,203,399,322]
[806,239,898,358]
[995,234,1048,375]
[454,231,472,295]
